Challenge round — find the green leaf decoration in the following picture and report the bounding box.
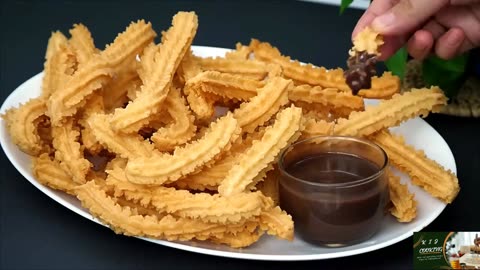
[422,53,469,98]
[384,47,408,80]
[340,0,354,14]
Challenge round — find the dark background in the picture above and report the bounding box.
[1,0,478,269]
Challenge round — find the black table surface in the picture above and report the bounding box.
[1,1,479,269]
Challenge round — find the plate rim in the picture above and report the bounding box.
[0,45,455,261]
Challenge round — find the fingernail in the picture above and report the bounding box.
[371,12,395,31]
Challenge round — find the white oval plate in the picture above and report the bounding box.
[0,46,456,261]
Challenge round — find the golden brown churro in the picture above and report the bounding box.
[3,11,458,248]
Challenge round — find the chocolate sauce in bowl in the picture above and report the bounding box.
[279,152,389,246]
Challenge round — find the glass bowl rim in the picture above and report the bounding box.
[277,135,389,188]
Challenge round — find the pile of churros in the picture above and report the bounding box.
[2,11,459,248]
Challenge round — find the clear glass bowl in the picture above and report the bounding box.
[278,135,390,247]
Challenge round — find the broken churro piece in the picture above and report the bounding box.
[387,171,417,222]
[259,206,294,241]
[350,27,384,56]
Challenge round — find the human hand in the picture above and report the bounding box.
[352,0,480,60]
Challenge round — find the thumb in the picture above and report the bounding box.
[371,0,448,35]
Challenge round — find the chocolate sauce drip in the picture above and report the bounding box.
[344,51,377,95]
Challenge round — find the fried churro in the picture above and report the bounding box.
[371,130,459,203]
[110,12,198,133]
[3,11,459,249]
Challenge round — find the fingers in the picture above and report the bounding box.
[352,0,397,39]
[352,0,412,60]
[406,20,445,60]
[371,0,448,35]
[407,30,434,60]
[435,28,466,59]
[435,5,480,50]
[352,0,480,61]
[407,21,475,60]
[422,20,447,40]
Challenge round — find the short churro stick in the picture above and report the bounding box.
[387,171,417,222]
